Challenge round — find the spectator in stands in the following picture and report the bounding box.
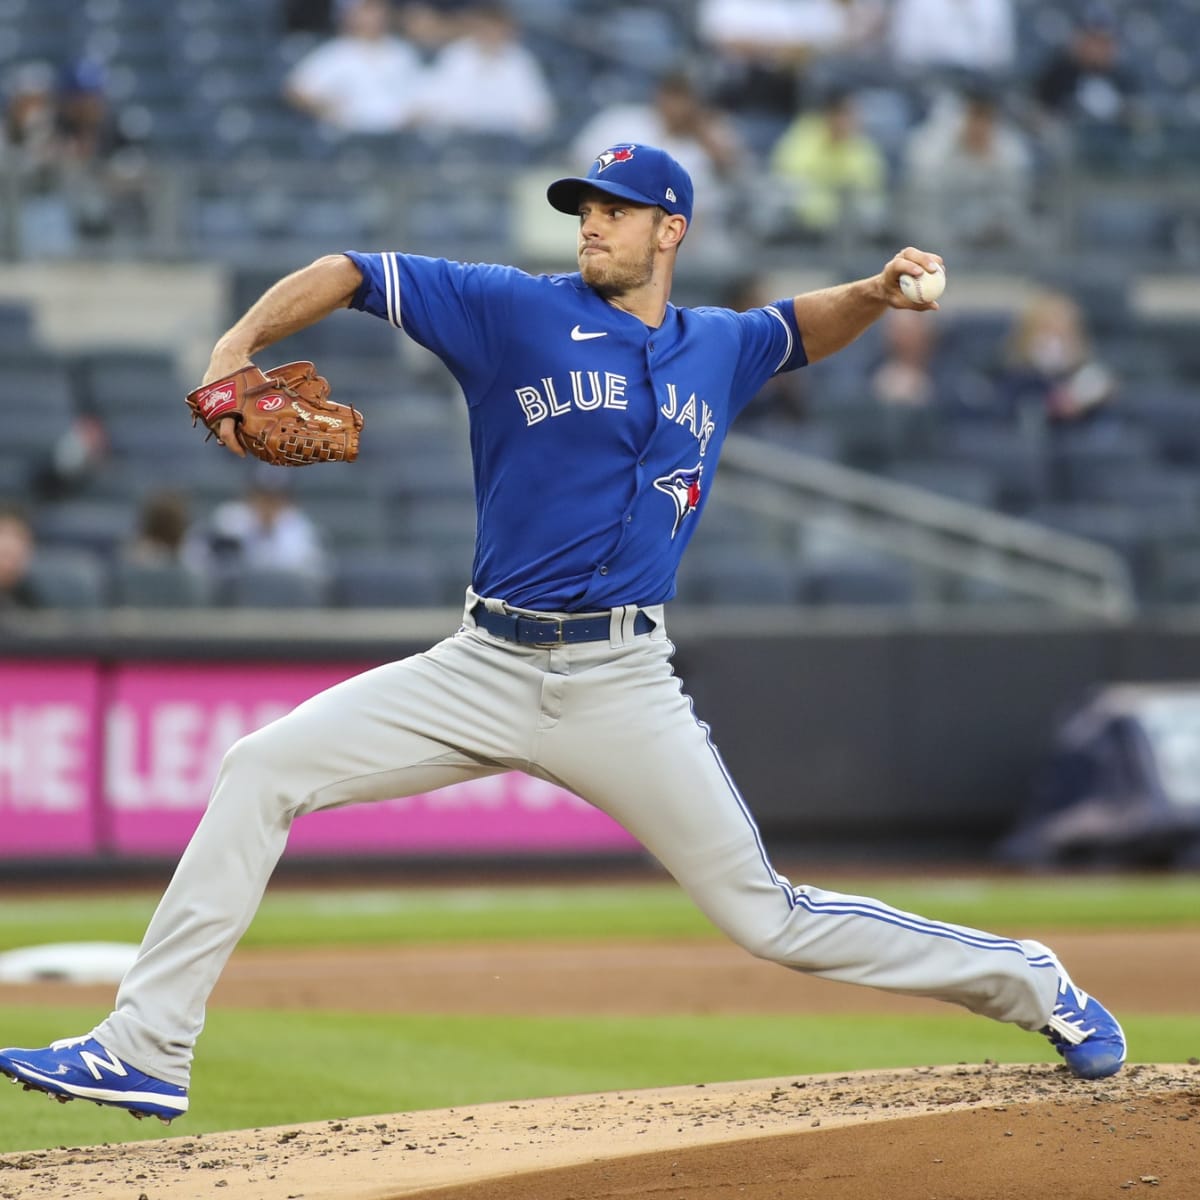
[1,61,58,179]
[186,470,326,579]
[888,0,1015,81]
[124,491,193,567]
[54,60,145,243]
[398,0,472,57]
[868,309,940,408]
[412,2,555,143]
[998,289,1118,426]
[696,0,887,155]
[31,412,109,503]
[283,0,425,133]
[1031,5,1145,151]
[571,70,745,221]
[57,61,125,168]
[0,506,39,610]
[768,85,888,243]
[0,61,76,255]
[900,82,1037,251]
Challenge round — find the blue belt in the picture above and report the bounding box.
[470,602,654,647]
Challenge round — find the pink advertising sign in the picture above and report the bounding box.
[0,662,101,856]
[104,662,637,857]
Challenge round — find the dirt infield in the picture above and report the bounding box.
[5,930,1199,1017]
[2,1065,1197,1199]
[1,931,1197,1199]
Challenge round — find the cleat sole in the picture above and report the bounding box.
[1,1044,188,1121]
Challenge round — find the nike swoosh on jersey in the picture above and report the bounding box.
[570,326,607,341]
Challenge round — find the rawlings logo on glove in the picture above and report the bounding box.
[185,361,364,466]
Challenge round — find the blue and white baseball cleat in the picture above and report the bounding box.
[1034,948,1126,1080]
[0,1035,188,1123]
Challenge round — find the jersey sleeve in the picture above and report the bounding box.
[344,251,517,396]
[727,299,808,418]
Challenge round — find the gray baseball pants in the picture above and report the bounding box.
[93,592,1060,1086]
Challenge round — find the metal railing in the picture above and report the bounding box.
[719,432,1136,618]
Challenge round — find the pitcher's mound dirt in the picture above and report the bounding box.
[2,1063,1196,1200]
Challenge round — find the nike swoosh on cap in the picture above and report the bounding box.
[570,326,607,341]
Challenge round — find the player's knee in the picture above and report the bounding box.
[721,917,792,962]
[214,726,296,805]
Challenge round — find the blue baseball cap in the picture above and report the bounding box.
[547,143,694,224]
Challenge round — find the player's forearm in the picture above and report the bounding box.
[791,275,889,364]
[204,254,363,381]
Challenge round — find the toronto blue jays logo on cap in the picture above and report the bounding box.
[654,463,703,539]
[595,145,636,172]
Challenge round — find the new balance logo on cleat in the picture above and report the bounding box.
[80,1045,129,1080]
[0,1036,189,1122]
[1029,942,1126,1080]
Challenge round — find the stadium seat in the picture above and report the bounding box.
[801,556,915,606]
[1060,463,1200,510]
[306,495,390,549]
[886,460,998,508]
[26,548,109,609]
[1131,387,1200,466]
[77,348,180,414]
[943,426,1050,513]
[384,450,476,502]
[111,559,212,608]
[33,499,136,559]
[1151,546,1200,605]
[1076,196,1169,252]
[0,355,77,417]
[263,306,403,363]
[103,411,200,457]
[685,551,803,605]
[0,454,31,500]
[938,311,1011,371]
[1049,425,1157,502]
[81,451,251,506]
[223,565,329,609]
[117,103,212,157]
[0,302,34,350]
[393,496,478,549]
[751,421,844,462]
[332,548,450,608]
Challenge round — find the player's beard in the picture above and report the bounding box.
[579,233,657,300]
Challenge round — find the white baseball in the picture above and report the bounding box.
[899,263,946,304]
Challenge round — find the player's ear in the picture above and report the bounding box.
[659,214,687,250]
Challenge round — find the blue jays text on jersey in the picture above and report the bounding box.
[346,251,807,611]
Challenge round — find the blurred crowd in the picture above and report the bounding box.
[0,0,1184,261]
[0,0,1197,616]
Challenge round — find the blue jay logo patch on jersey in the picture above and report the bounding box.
[654,463,703,539]
[595,145,636,172]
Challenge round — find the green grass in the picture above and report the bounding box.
[0,875,1197,953]
[2,1005,1197,1154]
[1,877,1196,1153]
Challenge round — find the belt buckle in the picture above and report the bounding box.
[541,615,567,647]
[519,611,566,646]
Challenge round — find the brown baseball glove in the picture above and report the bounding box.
[185,361,364,465]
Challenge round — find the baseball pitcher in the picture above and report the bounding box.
[0,144,1124,1122]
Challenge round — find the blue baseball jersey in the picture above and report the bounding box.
[345,252,807,611]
